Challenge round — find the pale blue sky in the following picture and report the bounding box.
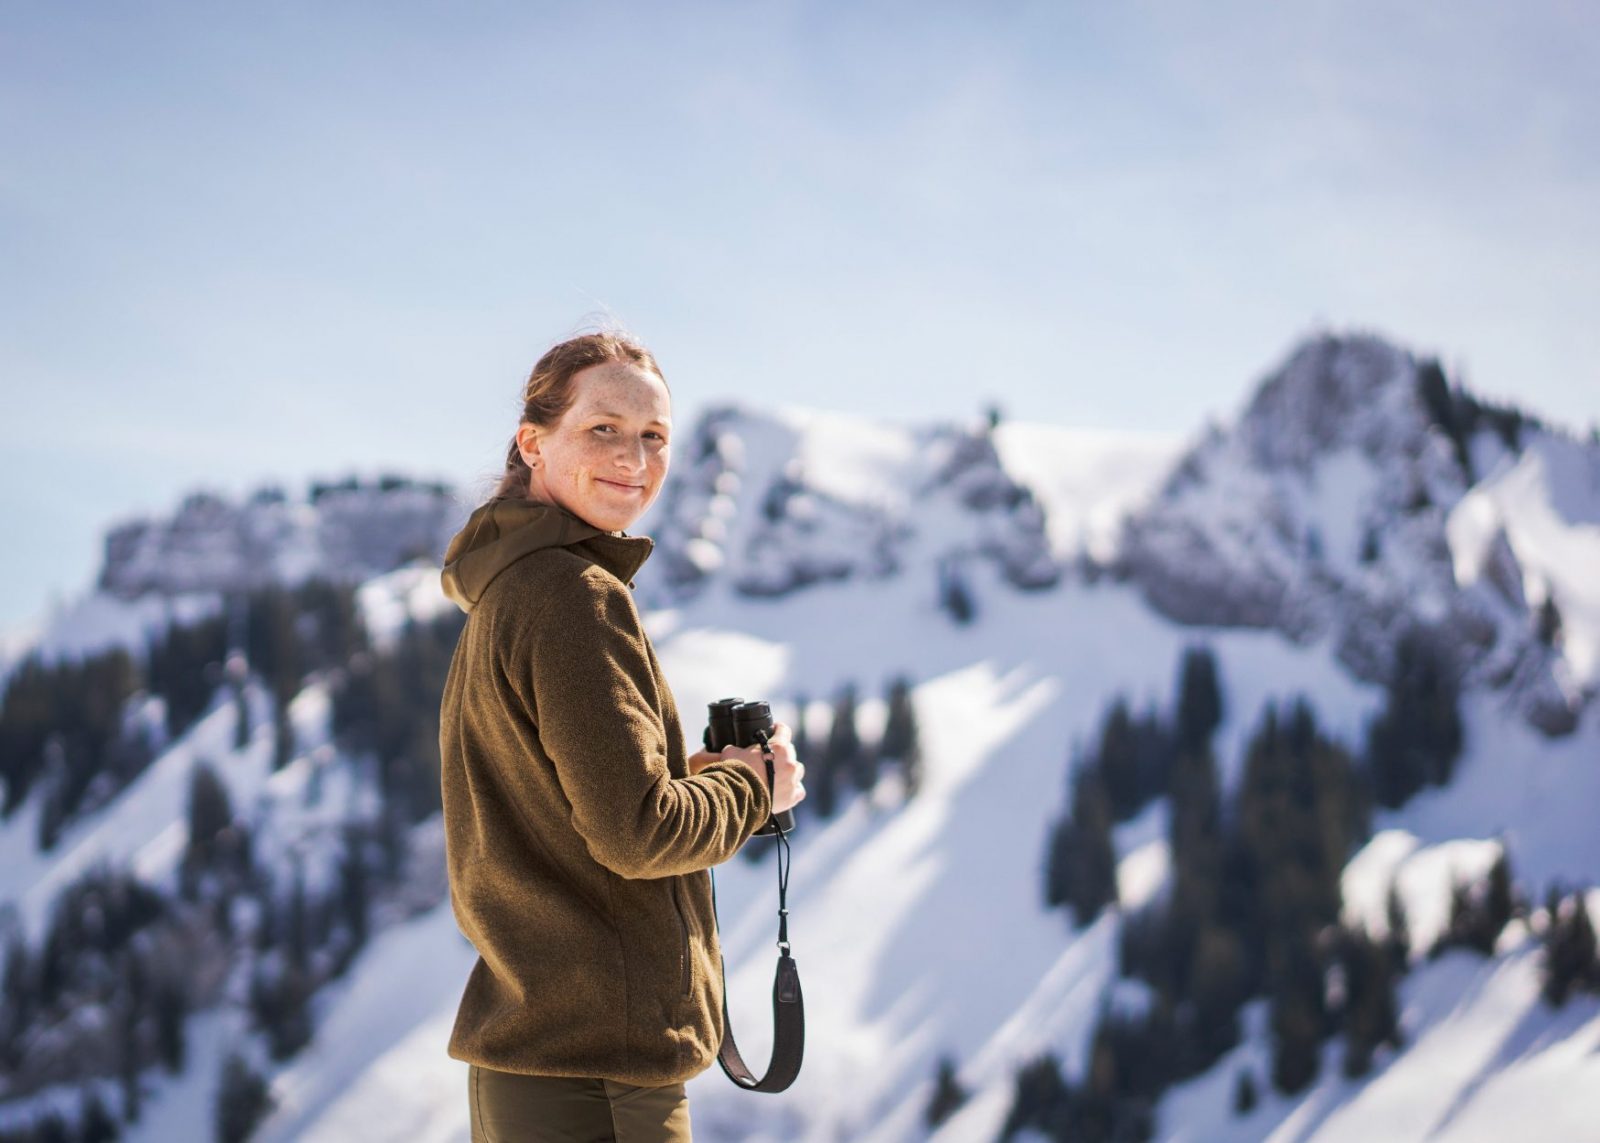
[3,1,1597,634]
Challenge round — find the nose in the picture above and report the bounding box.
[614,433,647,474]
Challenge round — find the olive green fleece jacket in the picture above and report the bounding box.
[438,497,772,1086]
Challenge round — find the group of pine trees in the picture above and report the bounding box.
[0,579,448,1141]
[0,1091,121,1143]
[777,676,923,824]
[1415,356,1536,482]
[0,579,383,853]
[0,648,152,851]
[0,865,203,1141]
[1043,646,1220,929]
[1012,634,1489,1139]
[330,609,464,828]
[0,750,393,1141]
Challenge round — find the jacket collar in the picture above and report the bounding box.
[440,497,653,613]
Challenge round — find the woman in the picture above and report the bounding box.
[438,331,805,1142]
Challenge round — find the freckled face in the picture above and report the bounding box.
[517,361,672,533]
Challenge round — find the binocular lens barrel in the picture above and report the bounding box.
[706,697,744,753]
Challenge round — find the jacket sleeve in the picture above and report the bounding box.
[525,565,772,879]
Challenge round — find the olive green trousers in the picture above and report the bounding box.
[468,1065,693,1143]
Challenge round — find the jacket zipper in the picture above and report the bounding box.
[672,880,693,997]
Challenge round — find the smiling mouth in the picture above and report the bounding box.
[597,479,644,492]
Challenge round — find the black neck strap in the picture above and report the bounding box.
[713,733,804,1093]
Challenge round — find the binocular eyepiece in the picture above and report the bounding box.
[705,698,795,838]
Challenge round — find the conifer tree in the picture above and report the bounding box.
[1541,890,1600,1007]
[337,831,370,963]
[878,676,924,799]
[825,684,872,794]
[1232,1067,1259,1116]
[232,680,251,751]
[1268,933,1324,1094]
[1365,629,1463,808]
[1384,879,1412,971]
[117,998,142,1124]
[148,615,227,739]
[937,557,976,625]
[79,1088,119,1143]
[154,976,188,1074]
[286,866,309,976]
[215,1052,273,1143]
[1000,1053,1071,1142]
[294,579,368,669]
[1440,856,1515,958]
[0,935,31,1069]
[789,696,811,784]
[186,761,233,858]
[273,704,295,772]
[1485,850,1515,941]
[924,1054,968,1129]
[1169,746,1223,925]
[1336,926,1400,1078]
[1174,645,1224,755]
[1097,698,1136,821]
[245,587,305,713]
[1184,924,1247,1068]
[1536,596,1562,648]
[1045,762,1118,926]
[251,963,313,1061]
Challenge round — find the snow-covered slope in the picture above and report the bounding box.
[5,328,1599,1142]
[234,570,1600,1142]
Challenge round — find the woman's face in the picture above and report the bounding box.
[518,361,672,533]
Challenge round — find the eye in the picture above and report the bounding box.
[591,424,617,435]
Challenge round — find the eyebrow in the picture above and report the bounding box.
[587,409,671,427]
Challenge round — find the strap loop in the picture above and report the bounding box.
[712,730,804,1093]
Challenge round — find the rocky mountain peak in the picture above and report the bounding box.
[1234,332,1433,472]
[1124,328,1593,735]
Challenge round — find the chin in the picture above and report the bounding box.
[584,508,640,533]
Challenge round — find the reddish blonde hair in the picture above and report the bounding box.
[492,332,667,501]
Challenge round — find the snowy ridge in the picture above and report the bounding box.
[97,479,464,600]
[634,405,1177,607]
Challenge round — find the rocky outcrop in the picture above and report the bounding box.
[635,406,1059,607]
[99,478,462,598]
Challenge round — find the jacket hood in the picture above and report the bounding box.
[440,498,654,613]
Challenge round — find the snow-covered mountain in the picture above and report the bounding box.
[3,328,1599,1143]
[1122,332,1599,737]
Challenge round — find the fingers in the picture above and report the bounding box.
[767,721,793,748]
[715,739,807,813]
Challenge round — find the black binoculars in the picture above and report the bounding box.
[704,698,796,838]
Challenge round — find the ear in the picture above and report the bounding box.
[515,422,543,468]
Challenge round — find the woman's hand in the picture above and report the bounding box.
[715,721,806,814]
